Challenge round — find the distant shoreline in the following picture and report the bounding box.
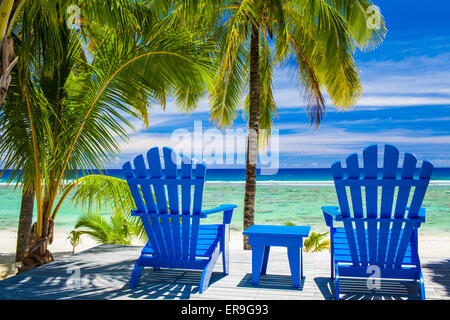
[2,180,450,187]
[205,180,450,186]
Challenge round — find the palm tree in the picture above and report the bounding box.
[0,0,26,262]
[174,0,386,249]
[0,0,212,271]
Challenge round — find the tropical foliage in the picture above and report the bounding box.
[0,0,388,267]
[0,0,212,271]
[67,230,82,255]
[72,212,137,246]
[170,0,386,249]
[70,174,145,241]
[304,231,330,253]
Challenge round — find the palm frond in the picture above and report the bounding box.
[71,174,134,215]
[304,231,330,252]
[70,174,147,241]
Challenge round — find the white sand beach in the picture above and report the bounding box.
[1,229,449,280]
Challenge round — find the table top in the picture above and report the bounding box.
[243,225,311,238]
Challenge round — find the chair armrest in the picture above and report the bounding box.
[418,207,425,222]
[322,206,342,227]
[405,206,426,223]
[201,204,237,224]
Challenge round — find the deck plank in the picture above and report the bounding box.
[0,244,448,300]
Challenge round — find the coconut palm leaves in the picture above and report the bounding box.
[0,0,213,270]
[71,175,134,216]
[70,174,145,241]
[70,174,146,245]
[304,231,330,253]
[172,0,385,249]
[68,176,142,246]
[204,0,387,128]
[73,212,135,245]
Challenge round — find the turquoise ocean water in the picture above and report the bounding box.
[0,168,449,235]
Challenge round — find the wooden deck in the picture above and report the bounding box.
[0,244,448,300]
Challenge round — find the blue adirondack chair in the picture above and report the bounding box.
[322,144,433,300]
[123,147,237,293]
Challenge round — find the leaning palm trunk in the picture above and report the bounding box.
[19,218,54,273]
[243,25,260,250]
[0,0,22,104]
[15,185,35,263]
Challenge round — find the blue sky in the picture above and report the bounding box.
[116,0,450,169]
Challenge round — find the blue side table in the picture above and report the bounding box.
[243,225,311,288]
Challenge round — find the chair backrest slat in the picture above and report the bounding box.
[386,153,417,265]
[147,148,175,259]
[394,160,433,267]
[189,164,206,260]
[378,145,399,265]
[346,153,368,265]
[408,161,434,218]
[123,162,162,258]
[331,144,433,269]
[123,147,207,262]
[332,161,359,265]
[181,161,192,260]
[363,145,378,264]
[163,147,182,259]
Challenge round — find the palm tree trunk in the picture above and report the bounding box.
[0,0,20,104]
[243,24,260,250]
[15,185,35,262]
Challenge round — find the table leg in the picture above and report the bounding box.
[261,246,270,275]
[300,244,303,279]
[252,245,265,285]
[287,245,301,288]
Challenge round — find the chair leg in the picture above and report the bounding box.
[222,224,230,275]
[130,257,144,289]
[335,277,340,300]
[330,229,335,280]
[419,269,426,300]
[335,266,340,300]
[330,251,335,280]
[199,243,221,294]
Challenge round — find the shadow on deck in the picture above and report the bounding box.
[314,277,422,300]
[0,245,448,300]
